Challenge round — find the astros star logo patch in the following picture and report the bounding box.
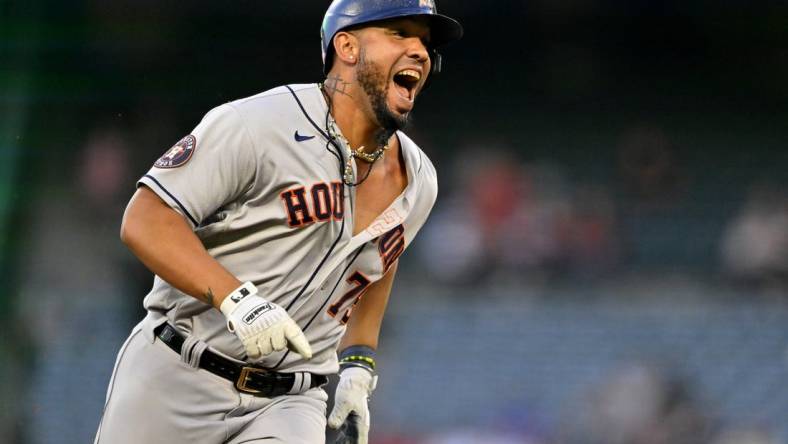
[154,135,196,168]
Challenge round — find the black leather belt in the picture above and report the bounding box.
[154,323,328,397]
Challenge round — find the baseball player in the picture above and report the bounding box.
[94,1,462,443]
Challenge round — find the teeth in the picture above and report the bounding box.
[397,69,421,81]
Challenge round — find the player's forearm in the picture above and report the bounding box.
[120,186,241,309]
[339,262,398,350]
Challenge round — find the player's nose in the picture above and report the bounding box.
[405,37,430,64]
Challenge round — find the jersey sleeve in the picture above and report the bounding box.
[405,150,439,246]
[392,145,439,257]
[137,103,257,228]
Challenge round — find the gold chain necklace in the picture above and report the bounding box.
[325,116,389,185]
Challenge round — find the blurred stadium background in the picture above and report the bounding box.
[2,1,787,443]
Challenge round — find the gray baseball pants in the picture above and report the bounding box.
[94,321,328,444]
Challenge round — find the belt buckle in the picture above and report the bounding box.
[236,366,267,394]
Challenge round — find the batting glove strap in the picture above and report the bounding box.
[219,281,259,315]
[220,282,312,360]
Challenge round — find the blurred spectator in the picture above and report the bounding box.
[617,125,687,209]
[418,144,619,286]
[720,183,788,293]
[563,183,620,278]
[17,127,143,444]
[494,161,572,279]
[418,147,528,284]
[558,362,711,444]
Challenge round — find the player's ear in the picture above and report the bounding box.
[333,31,359,67]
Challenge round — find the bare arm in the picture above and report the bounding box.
[328,261,397,435]
[339,261,399,350]
[120,186,240,309]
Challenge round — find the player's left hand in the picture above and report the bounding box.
[328,366,377,444]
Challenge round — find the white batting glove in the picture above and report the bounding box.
[328,366,378,444]
[219,282,312,360]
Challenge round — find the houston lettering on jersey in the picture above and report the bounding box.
[280,181,344,227]
[378,224,405,272]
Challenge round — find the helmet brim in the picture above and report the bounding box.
[423,13,463,49]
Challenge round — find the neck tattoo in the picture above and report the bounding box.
[323,75,353,98]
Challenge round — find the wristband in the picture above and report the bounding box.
[219,281,259,316]
[339,345,376,371]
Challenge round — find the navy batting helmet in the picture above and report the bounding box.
[320,0,463,76]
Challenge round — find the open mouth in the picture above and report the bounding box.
[392,69,421,102]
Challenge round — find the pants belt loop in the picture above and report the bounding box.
[180,336,207,369]
[287,372,310,395]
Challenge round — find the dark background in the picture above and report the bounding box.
[1,1,787,443]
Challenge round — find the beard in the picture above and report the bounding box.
[356,50,410,146]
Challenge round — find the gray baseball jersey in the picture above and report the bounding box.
[137,83,437,375]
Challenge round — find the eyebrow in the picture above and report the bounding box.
[386,23,432,41]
